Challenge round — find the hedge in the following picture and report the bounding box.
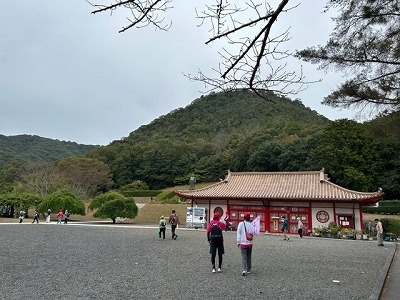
[362,200,400,215]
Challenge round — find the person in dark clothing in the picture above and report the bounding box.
[168,209,180,240]
[32,211,39,224]
[207,212,226,273]
[64,210,70,224]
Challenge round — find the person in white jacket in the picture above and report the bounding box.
[237,212,255,276]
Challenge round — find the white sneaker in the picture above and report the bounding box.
[217,268,222,272]
[212,269,216,273]
[242,271,246,276]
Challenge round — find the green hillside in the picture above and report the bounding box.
[0,134,97,169]
[89,90,331,189]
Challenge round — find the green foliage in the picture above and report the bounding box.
[55,157,113,199]
[2,91,400,199]
[88,191,125,210]
[327,222,341,236]
[296,0,400,112]
[89,90,330,188]
[0,191,41,211]
[313,119,381,191]
[0,134,96,169]
[364,112,400,199]
[37,189,85,215]
[120,180,149,191]
[155,191,180,204]
[89,191,138,221]
[92,198,138,220]
[363,200,400,215]
[119,190,163,197]
[380,218,400,236]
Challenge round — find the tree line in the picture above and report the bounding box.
[1,90,399,220]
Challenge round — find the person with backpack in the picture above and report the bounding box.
[206,212,226,273]
[168,209,180,240]
[159,216,167,240]
[237,212,255,276]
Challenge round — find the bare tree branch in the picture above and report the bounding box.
[87,1,317,99]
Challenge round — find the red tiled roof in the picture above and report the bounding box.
[175,170,383,203]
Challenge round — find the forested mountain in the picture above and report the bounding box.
[1,90,399,199]
[88,90,332,189]
[0,134,96,169]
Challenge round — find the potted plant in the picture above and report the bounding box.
[313,227,322,237]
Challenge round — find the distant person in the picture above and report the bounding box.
[224,211,230,231]
[281,216,290,241]
[169,209,180,240]
[19,209,25,223]
[64,210,70,224]
[237,212,255,276]
[57,209,63,224]
[297,217,304,238]
[32,211,39,224]
[207,212,226,273]
[159,216,167,240]
[46,209,51,223]
[374,218,384,246]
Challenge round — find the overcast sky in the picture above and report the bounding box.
[0,1,357,146]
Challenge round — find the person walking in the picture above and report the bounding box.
[159,216,167,240]
[207,212,226,273]
[281,216,290,241]
[375,218,384,246]
[18,209,25,223]
[237,212,255,276]
[32,211,39,224]
[64,210,70,224]
[297,217,304,238]
[57,209,63,224]
[168,209,180,240]
[45,209,51,223]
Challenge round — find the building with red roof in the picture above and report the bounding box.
[175,169,383,234]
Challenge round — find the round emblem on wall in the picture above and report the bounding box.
[316,210,329,223]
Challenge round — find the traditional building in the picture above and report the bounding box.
[175,169,383,234]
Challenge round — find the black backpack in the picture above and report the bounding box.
[209,222,223,243]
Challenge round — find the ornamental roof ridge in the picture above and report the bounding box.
[320,178,384,196]
[175,169,384,203]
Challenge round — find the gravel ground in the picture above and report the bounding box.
[0,222,396,300]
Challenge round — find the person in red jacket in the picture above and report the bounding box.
[206,212,226,273]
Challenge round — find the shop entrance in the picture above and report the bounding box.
[269,207,310,235]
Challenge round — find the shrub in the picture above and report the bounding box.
[155,191,180,204]
[380,218,400,236]
[327,222,340,236]
[363,200,400,214]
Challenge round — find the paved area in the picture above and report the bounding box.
[380,244,399,300]
[0,222,397,300]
